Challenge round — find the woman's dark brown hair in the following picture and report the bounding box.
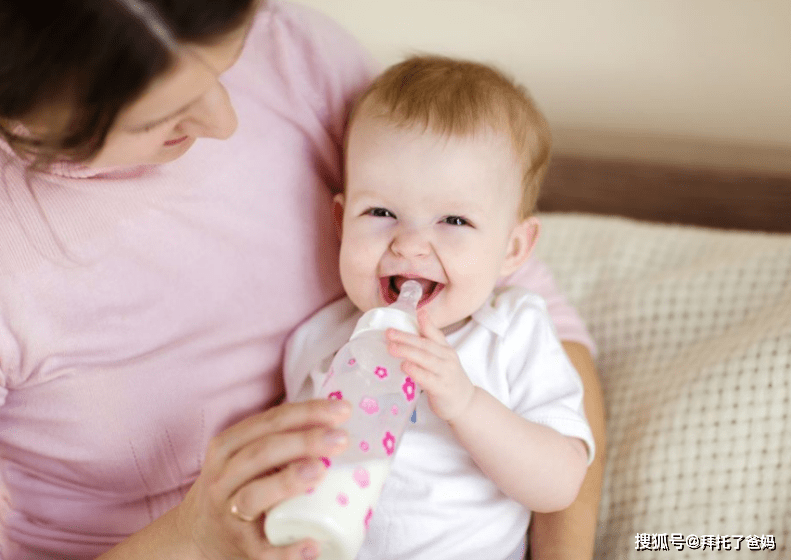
[0,0,257,164]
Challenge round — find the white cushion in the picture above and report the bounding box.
[536,213,790,558]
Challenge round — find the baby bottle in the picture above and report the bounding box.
[265,280,423,560]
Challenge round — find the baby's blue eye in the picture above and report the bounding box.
[366,207,396,219]
[443,216,469,226]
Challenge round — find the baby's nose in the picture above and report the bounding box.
[390,227,431,257]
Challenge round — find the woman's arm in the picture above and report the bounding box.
[528,341,607,560]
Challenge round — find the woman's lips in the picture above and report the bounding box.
[163,135,189,146]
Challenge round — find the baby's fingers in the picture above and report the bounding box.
[399,360,435,389]
[387,339,446,376]
[416,309,448,345]
[385,328,449,357]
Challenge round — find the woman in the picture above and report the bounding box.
[0,1,605,559]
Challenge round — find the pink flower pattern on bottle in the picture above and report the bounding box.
[382,431,396,456]
[359,397,379,414]
[402,377,415,401]
[304,287,425,550]
[353,467,370,488]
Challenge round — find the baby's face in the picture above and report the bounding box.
[337,111,535,330]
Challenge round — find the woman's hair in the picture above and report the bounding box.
[0,0,257,164]
[350,55,552,218]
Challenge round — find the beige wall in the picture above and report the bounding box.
[296,0,791,172]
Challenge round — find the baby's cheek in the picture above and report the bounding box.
[451,248,492,277]
[339,245,384,307]
[339,236,370,272]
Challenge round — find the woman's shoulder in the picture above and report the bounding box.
[265,1,357,40]
[238,1,375,144]
[250,1,376,77]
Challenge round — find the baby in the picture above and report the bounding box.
[284,55,594,560]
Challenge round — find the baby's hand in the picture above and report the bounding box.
[385,311,475,422]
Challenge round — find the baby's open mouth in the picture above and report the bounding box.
[380,275,444,307]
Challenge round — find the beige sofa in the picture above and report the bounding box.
[535,155,791,559]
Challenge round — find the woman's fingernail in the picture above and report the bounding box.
[324,429,347,446]
[328,399,351,414]
[297,461,321,481]
[301,544,319,560]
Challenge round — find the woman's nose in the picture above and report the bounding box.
[390,227,431,258]
[180,82,238,140]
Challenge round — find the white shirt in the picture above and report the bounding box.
[284,286,595,560]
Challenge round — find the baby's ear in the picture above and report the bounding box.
[500,216,540,277]
[332,193,345,240]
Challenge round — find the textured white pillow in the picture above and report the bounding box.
[536,213,790,559]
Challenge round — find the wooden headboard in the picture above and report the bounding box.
[538,154,791,233]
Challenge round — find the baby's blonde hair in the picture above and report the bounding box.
[349,55,552,218]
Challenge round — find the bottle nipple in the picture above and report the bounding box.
[351,280,423,339]
[394,280,423,310]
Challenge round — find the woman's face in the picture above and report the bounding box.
[87,18,253,168]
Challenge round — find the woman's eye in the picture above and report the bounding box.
[366,207,396,219]
[131,123,160,135]
[443,215,469,227]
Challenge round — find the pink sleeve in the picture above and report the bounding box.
[502,255,597,356]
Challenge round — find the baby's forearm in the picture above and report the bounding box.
[448,387,588,513]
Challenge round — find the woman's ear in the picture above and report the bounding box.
[332,193,345,240]
[500,216,541,277]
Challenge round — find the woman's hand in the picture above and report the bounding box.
[176,398,352,560]
[385,311,475,422]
